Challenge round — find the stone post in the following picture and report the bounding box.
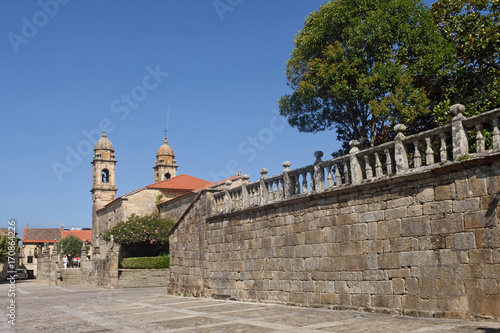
[282,161,293,198]
[241,174,250,208]
[394,124,408,174]
[81,239,88,259]
[492,118,500,150]
[260,168,269,204]
[313,151,324,192]
[450,104,468,161]
[223,180,232,213]
[349,140,363,184]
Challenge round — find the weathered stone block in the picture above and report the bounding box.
[389,238,412,252]
[392,278,405,295]
[305,230,322,244]
[351,294,371,307]
[363,269,385,280]
[350,223,368,241]
[367,253,378,270]
[408,205,423,217]
[430,213,464,234]
[386,207,408,220]
[387,268,410,278]
[435,278,465,295]
[470,249,492,264]
[346,255,368,271]
[367,222,378,240]
[304,258,319,272]
[453,198,480,213]
[452,232,476,250]
[359,211,385,223]
[486,175,500,195]
[387,197,414,209]
[371,295,402,309]
[378,220,401,239]
[465,278,497,295]
[439,249,458,266]
[481,264,500,279]
[319,257,334,272]
[401,250,436,267]
[340,271,362,281]
[334,225,351,243]
[435,183,456,201]
[364,240,384,253]
[337,213,358,225]
[378,253,401,269]
[465,210,498,229]
[416,187,434,203]
[401,216,431,236]
[470,295,500,317]
[340,241,363,256]
[423,201,453,215]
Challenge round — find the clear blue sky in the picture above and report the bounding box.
[0,0,435,231]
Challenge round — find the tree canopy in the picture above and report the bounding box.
[103,213,175,257]
[430,0,500,122]
[279,0,451,150]
[57,235,83,257]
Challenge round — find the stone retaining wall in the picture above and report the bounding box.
[168,153,500,320]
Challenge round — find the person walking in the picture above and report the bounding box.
[63,255,68,269]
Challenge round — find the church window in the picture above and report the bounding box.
[165,173,171,180]
[102,169,110,183]
[27,256,33,264]
[159,159,164,163]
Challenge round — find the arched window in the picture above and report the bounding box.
[164,173,171,180]
[102,169,110,183]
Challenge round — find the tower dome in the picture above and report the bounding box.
[94,131,114,151]
[157,137,174,157]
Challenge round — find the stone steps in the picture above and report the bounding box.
[60,268,85,285]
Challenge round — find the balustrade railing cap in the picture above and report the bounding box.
[450,104,466,117]
[394,124,407,133]
[349,140,360,147]
[225,180,232,187]
[282,161,291,170]
[314,151,323,158]
[260,168,268,175]
[242,174,250,181]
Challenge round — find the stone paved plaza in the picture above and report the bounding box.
[1,280,500,332]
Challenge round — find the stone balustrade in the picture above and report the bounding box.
[212,105,500,215]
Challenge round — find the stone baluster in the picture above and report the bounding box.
[425,137,434,165]
[334,164,341,186]
[81,240,88,259]
[223,180,232,213]
[282,161,293,199]
[302,172,308,193]
[349,140,362,184]
[326,165,334,188]
[413,140,421,168]
[343,161,350,184]
[493,118,500,150]
[394,124,408,174]
[260,168,268,205]
[275,179,281,199]
[450,104,468,161]
[241,174,250,208]
[364,155,373,179]
[313,151,324,192]
[375,152,383,177]
[475,123,485,153]
[384,149,393,175]
[439,132,448,162]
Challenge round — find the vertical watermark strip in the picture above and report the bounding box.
[6,220,17,326]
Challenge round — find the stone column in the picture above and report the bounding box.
[349,140,363,184]
[259,168,268,205]
[450,104,468,161]
[313,151,324,192]
[282,161,293,198]
[223,180,232,213]
[394,124,408,174]
[241,174,250,208]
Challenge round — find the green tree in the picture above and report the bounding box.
[430,0,500,122]
[57,235,83,256]
[279,0,452,150]
[103,213,175,257]
[0,235,10,263]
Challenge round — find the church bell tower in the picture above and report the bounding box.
[154,137,177,182]
[91,131,117,244]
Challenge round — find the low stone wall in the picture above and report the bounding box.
[117,269,170,288]
[168,153,500,320]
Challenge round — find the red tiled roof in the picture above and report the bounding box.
[146,174,214,191]
[62,230,92,243]
[22,228,62,244]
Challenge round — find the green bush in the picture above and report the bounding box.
[119,255,169,269]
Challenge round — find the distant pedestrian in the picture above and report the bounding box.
[63,255,68,269]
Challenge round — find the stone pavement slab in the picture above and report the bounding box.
[1,280,500,332]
